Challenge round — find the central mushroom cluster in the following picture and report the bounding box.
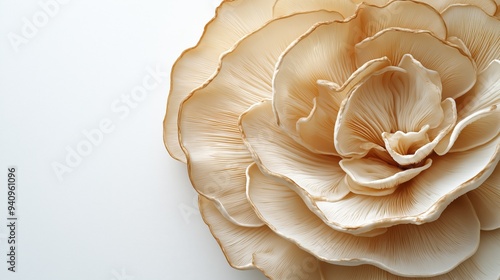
[332,54,457,197]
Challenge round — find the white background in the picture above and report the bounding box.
[0,0,267,279]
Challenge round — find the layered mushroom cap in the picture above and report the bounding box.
[165,0,500,278]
